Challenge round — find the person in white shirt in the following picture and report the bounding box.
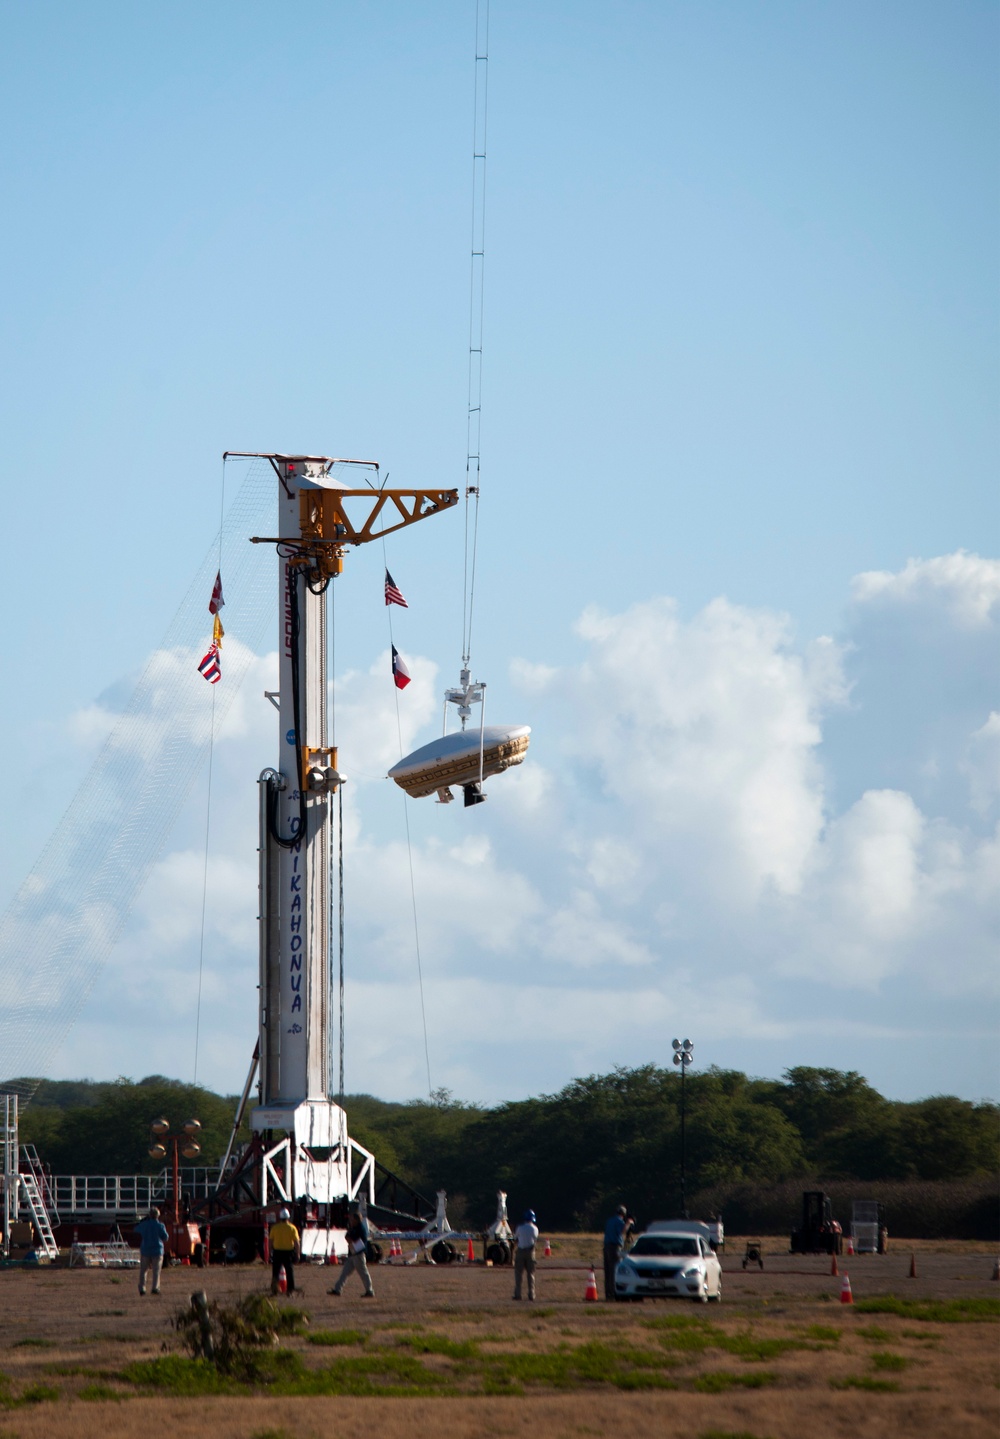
[513,1209,539,1301]
[708,1214,724,1252]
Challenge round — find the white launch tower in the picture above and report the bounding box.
[227,453,457,1240]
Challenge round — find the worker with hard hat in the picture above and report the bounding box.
[513,1208,539,1301]
[269,1207,301,1295]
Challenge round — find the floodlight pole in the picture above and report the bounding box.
[672,1039,694,1218]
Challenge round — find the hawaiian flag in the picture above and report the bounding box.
[198,644,221,684]
[209,571,225,615]
[391,645,411,690]
[384,569,408,608]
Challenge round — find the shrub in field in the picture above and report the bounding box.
[174,1292,309,1380]
[79,1382,124,1402]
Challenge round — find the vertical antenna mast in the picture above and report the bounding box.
[449,0,490,739]
[462,0,489,671]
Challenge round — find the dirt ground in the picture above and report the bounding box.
[0,1235,997,1439]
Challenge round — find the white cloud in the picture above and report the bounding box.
[334,649,440,783]
[851,552,1000,628]
[963,711,1000,815]
[12,551,999,1102]
[571,596,840,899]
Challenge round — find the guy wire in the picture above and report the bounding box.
[192,456,227,1085]
[383,539,433,1098]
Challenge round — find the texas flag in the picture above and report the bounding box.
[209,571,225,615]
[391,645,411,690]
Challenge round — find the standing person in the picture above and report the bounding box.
[329,1202,375,1298]
[513,1209,539,1301]
[708,1213,724,1253]
[269,1207,301,1295]
[134,1206,169,1297]
[603,1204,633,1301]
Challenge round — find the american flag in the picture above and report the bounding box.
[384,569,408,608]
[198,644,221,684]
[391,645,411,690]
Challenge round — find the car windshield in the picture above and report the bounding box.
[630,1236,699,1257]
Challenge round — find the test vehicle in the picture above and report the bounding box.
[615,1220,722,1303]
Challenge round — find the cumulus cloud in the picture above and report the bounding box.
[569,596,841,900]
[16,551,998,1101]
[334,649,440,783]
[963,712,1000,815]
[851,551,1000,628]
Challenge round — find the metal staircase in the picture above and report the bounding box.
[18,1171,59,1260]
[1,1097,60,1261]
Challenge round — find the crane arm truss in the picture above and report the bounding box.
[249,487,459,578]
[298,487,459,546]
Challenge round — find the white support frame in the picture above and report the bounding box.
[262,1138,292,1204]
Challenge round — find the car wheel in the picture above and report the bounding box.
[695,1291,709,1304]
[709,1279,722,1303]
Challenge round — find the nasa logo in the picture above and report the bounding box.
[286,729,296,744]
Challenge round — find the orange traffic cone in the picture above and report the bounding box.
[830,1253,838,1277]
[909,1253,917,1279]
[467,1236,476,1263]
[839,1273,853,1305]
[394,1238,402,1258]
[277,1265,288,1295]
[584,1266,599,1302]
[847,1237,854,1256]
[544,1238,552,1258]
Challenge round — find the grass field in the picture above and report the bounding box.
[0,1237,996,1437]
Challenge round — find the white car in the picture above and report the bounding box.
[614,1220,722,1303]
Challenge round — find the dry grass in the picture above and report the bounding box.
[0,1240,996,1437]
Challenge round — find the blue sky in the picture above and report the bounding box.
[0,2,996,1104]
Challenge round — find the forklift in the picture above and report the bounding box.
[789,1190,843,1255]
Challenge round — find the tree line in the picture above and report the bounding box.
[7,1065,997,1235]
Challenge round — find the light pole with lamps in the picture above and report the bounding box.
[672,1039,694,1218]
[148,1117,205,1265]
